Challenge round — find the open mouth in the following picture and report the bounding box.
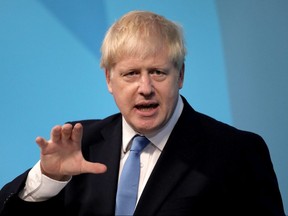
[135,103,159,111]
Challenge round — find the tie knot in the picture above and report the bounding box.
[130,135,150,153]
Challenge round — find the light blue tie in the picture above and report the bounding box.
[116,135,150,215]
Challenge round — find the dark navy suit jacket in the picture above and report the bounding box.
[0,96,285,215]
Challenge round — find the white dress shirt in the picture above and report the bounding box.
[19,96,183,202]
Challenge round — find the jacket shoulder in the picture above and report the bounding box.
[67,113,122,128]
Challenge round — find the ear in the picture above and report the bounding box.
[105,69,113,94]
[178,63,185,89]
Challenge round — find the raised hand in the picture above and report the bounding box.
[35,123,107,181]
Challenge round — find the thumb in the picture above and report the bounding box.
[81,161,107,174]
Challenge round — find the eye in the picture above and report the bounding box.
[150,69,167,81]
[124,71,137,76]
[122,70,140,82]
[150,69,162,75]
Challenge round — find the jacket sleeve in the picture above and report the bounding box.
[0,169,65,215]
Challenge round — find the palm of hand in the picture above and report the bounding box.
[36,123,107,180]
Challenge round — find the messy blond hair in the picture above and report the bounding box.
[100,10,186,70]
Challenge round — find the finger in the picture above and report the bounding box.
[35,136,47,149]
[81,161,107,174]
[51,125,62,142]
[61,124,73,141]
[71,123,83,143]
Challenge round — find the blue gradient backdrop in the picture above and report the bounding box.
[0,0,287,213]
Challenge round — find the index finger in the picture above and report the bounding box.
[71,123,83,143]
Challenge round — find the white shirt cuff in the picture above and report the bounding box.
[19,160,71,201]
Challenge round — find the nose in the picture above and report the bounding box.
[138,73,154,96]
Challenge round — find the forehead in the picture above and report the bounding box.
[113,49,173,70]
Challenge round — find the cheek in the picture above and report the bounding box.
[163,79,180,96]
[111,84,133,105]
[113,91,133,115]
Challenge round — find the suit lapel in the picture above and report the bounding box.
[85,116,123,214]
[134,98,205,215]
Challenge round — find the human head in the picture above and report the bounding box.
[100,10,186,71]
[101,10,186,134]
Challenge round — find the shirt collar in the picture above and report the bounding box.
[122,95,184,153]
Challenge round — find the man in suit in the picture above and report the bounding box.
[0,10,285,215]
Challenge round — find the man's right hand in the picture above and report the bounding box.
[35,123,107,181]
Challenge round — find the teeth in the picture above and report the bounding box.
[136,104,157,109]
[138,106,154,110]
